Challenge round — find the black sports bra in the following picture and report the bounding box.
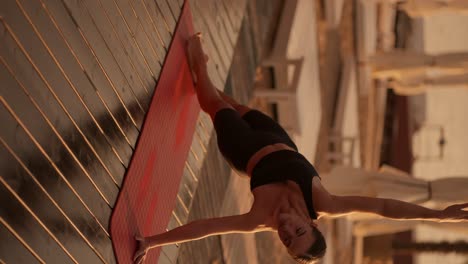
[250,150,320,219]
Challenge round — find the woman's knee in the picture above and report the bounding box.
[233,104,253,117]
[206,100,234,119]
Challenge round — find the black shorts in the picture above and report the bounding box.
[213,108,298,172]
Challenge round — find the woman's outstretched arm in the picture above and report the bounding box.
[313,177,468,222]
[134,213,256,263]
[322,195,468,222]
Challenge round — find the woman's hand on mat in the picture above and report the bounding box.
[439,203,468,222]
[134,236,149,264]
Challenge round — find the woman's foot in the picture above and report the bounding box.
[187,33,209,84]
[187,33,232,118]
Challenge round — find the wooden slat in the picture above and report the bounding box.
[216,0,236,46]
[39,0,141,146]
[131,0,170,63]
[186,149,201,173]
[1,139,115,262]
[13,0,131,172]
[0,183,76,263]
[188,131,206,165]
[100,0,163,83]
[199,112,214,131]
[141,0,173,47]
[0,145,110,264]
[91,0,158,99]
[63,0,149,117]
[0,71,111,230]
[0,25,119,206]
[0,101,111,237]
[182,166,198,196]
[210,0,235,50]
[51,0,146,129]
[121,0,168,64]
[222,0,245,33]
[1,75,117,213]
[0,221,43,264]
[166,0,182,22]
[194,124,210,151]
[156,0,177,32]
[157,251,174,264]
[0,25,118,202]
[220,0,238,33]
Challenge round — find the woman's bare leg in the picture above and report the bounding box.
[187,34,233,119]
[216,90,253,117]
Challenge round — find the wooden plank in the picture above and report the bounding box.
[220,0,238,33]
[0,183,76,263]
[173,198,189,225]
[186,149,201,173]
[194,123,210,149]
[0,145,111,263]
[216,0,236,46]
[141,0,172,49]
[0,66,112,230]
[182,166,198,197]
[101,0,164,82]
[0,22,119,205]
[141,0,173,47]
[51,0,146,129]
[131,0,170,65]
[161,244,178,264]
[91,0,159,99]
[0,221,42,264]
[211,0,235,49]
[157,251,174,264]
[0,100,111,238]
[188,133,205,167]
[1,140,115,262]
[14,0,131,173]
[222,0,245,32]
[176,186,194,218]
[66,0,150,115]
[166,0,182,22]
[156,0,177,32]
[199,111,214,131]
[39,0,141,146]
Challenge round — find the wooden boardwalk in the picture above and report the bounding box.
[0,0,246,263]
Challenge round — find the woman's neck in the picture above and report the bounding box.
[251,181,310,229]
[264,194,295,229]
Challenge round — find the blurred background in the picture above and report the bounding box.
[1,0,468,263]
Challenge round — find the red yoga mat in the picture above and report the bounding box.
[110,3,199,263]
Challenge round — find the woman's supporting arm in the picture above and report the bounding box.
[134,213,256,263]
[328,195,468,222]
[146,213,255,247]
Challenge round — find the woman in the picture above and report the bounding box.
[134,34,468,264]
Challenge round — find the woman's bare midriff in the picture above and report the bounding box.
[245,143,296,176]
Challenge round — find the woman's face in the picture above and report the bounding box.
[277,213,317,255]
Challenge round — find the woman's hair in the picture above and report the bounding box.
[289,226,327,264]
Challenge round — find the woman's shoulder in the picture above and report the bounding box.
[311,177,335,216]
